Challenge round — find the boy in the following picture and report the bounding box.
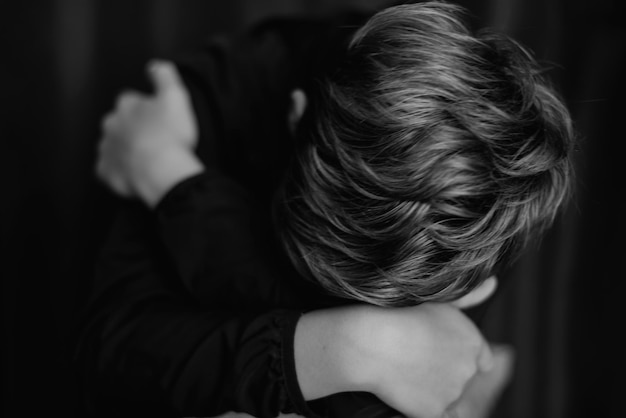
[81,2,573,417]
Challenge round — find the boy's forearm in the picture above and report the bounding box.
[294,306,374,400]
[294,303,494,418]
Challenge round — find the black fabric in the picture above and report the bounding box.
[75,199,303,417]
[74,14,401,418]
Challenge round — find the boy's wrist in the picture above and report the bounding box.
[294,306,379,400]
[131,144,205,208]
[332,306,388,394]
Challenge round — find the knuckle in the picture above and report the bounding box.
[448,362,474,396]
[116,90,139,111]
[101,114,115,132]
[463,360,478,382]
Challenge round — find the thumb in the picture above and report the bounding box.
[477,341,494,373]
[147,60,184,96]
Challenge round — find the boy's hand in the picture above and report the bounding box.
[295,303,494,418]
[451,344,515,418]
[359,304,493,418]
[96,60,203,207]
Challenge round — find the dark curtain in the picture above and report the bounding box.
[4,1,624,417]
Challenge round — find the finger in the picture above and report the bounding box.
[115,90,143,112]
[147,60,184,96]
[109,175,130,197]
[97,166,131,197]
[476,340,494,373]
[489,344,515,381]
[453,344,515,418]
[451,276,498,309]
[441,408,460,418]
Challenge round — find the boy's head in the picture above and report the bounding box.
[275,1,574,306]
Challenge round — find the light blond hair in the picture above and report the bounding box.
[275,1,574,306]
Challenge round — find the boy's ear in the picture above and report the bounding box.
[451,276,498,309]
[288,89,307,135]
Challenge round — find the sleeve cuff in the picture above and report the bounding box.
[153,169,213,214]
[278,312,324,418]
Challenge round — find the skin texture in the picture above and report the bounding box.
[96,61,512,418]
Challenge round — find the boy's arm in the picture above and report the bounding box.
[90,58,327,416]
[151,15,369,308]
[95,59,495,418]
[76,200,493,418]
[170,13,369,193]
[97,61,320,309]
[75,199,308,417]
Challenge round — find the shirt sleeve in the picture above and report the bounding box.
[170,13,368,198]
[152,169,342,312]
[74,200,320,418]
[153,13,366,311]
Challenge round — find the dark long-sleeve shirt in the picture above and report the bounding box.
[75,13,399,418]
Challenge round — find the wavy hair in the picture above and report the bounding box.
[275,1,574,306]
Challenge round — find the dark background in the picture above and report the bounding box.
[4,1,625,417]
